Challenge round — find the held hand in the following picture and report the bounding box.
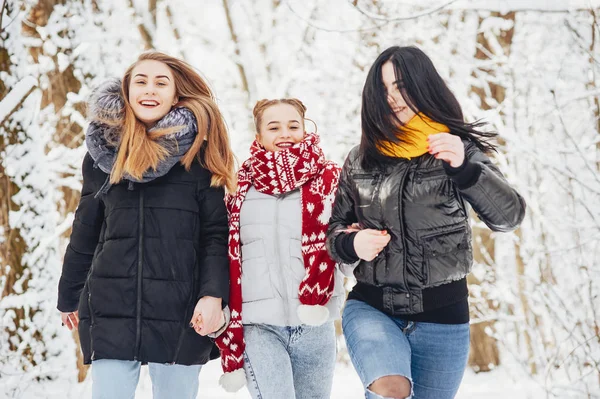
[190,296,223,336]
[427,133,465,167]
[60,311,79,331]
[336,223,361,234]
[353,229,391,262]
[346,223,361,233]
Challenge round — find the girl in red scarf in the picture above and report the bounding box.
[215,99,345,398]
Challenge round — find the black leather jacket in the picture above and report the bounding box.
[326,141,526,315]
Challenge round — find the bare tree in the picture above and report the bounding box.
[1,0,93,381]
[467,10,516,373]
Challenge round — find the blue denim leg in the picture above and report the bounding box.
[148,362,202,399]
[405,321,470,399]
[91,359,141,399]
[289,322,336,399]
[342,300,413,399]
[243,324,296,399]
[243,322,336,399]
[342,299,470,399]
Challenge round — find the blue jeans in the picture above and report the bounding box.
[342,300,470,399]
[91,359,201,399]
[243,322,336,399]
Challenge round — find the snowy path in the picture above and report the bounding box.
[2,358,545,398]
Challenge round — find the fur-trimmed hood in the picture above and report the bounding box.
[84,78,198,195]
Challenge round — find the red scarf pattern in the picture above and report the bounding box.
[215,133,340,379]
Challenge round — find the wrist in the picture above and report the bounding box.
[208,306,230,338]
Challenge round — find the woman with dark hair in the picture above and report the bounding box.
[326,46,526,399]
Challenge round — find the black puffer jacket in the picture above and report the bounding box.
[57,152,229,365]
[326,141,526,315]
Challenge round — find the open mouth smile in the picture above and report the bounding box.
[276,142,294,149]
[139,100,159,108]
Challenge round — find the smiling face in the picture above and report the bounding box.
[382,60,417,124]
[128,60,178,127]
[256,103,305,152]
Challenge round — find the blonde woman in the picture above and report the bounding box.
[57,51,235,399]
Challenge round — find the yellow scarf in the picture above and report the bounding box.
[377,113,450,159]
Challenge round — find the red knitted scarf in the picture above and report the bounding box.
[215,133,340,380]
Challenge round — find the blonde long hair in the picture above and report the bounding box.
[110,51,235,192]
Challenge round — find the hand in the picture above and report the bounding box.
[345,223,361,233]
[336,223,361,234]
[353,229,391,261]
[190,296,223,336]
[427,133,465,167]
[60,311,79,331]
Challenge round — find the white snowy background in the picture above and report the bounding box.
[1,0,599,398]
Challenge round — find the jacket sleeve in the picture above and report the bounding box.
[445,142,526,232]
[196,173,230,304]
[57,153,105,312]
[326,153,360,267]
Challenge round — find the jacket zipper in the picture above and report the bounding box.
[134,189,144,361]
[274,196,290,324]
[397,161,413,303]
[86,229,104,361]
[88,285,95,361]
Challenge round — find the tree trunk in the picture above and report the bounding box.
[467,10,516,373]
[5,0,89,380]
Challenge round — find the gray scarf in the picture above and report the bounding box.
[85,78,198,197]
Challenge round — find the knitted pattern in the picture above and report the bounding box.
[215,133,340,389]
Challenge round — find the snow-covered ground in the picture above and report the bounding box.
[1,358,545,399]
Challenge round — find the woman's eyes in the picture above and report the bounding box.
[268,125,299,131]
[134,81,167,86]
[385,84,403,94]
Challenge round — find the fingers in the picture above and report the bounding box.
[190,309,222,336]
[191,313,204,335]
[344,223,362,233]
[63,315,73,331]
[354,229,392,261]
[427,134,464,167]
[428,139,460,155]
[368,233,391,246]
[362,229,387,236]
[61,313,75,331]
[200,312,221,335]
[427,132,454,143]
[69,313,79,330]
[432,150,455,162]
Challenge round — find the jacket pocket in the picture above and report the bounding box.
[411,168,452,203]
[420,224,472,286]
[414,168,446,183]
[241,240,273,302]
